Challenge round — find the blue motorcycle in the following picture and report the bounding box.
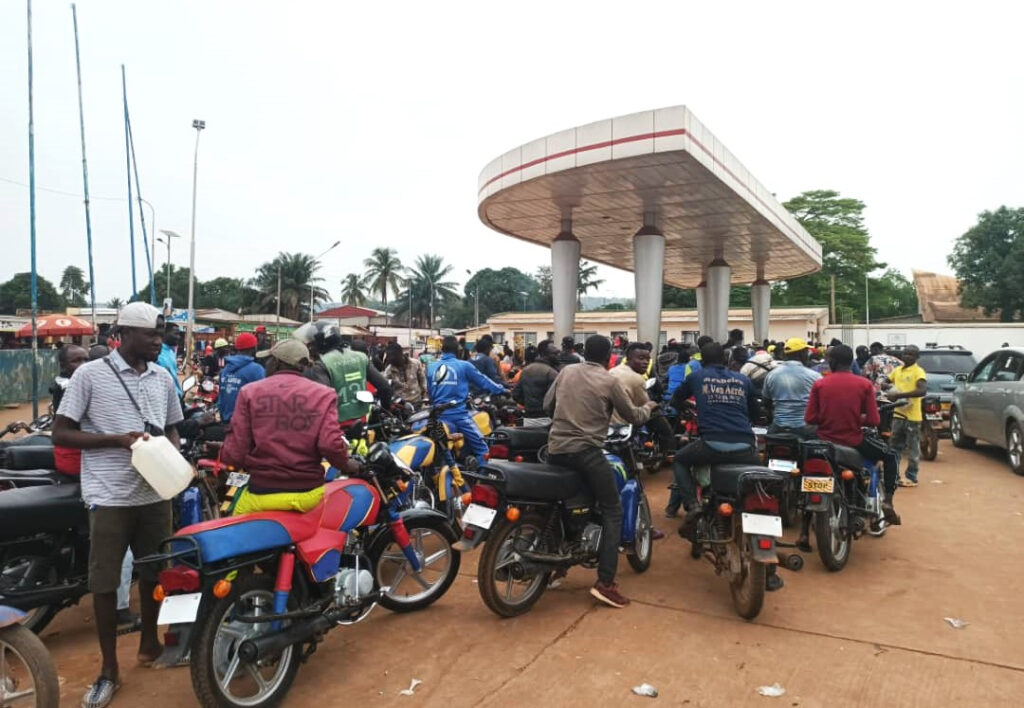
[458,424,653,617]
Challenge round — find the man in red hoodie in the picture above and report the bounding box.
[221,338,357,514]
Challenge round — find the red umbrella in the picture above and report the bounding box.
[17,314,95,338]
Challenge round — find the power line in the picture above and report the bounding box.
[0,174,132,202]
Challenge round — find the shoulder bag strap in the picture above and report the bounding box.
[103,356,153,428]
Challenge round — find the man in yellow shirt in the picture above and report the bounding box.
[883,345,928,487]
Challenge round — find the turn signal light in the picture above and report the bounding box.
[718,503,733,517]
[514,455,524,462]
[841,469,856,481]
[213,579,232,599]
[397,480,408,491]
[644,441,655,449]
[758,538,773,550]
[461,492,473,507]
[152,584,166,603]
[790,467,801,476]
[506,507,521,522]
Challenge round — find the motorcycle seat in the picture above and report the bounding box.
[832,444,864,472]
[0,469,61,487]
[491,426,549,449]
[176,504,326,564]
[709,464,784,499]
[2,445,55,471]
[0,433,53,450]
[0,483,86,539]
[485,460,582,501]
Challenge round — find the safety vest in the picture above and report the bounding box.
[321,349,370,422]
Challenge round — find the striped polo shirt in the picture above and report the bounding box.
[58,349,184,506]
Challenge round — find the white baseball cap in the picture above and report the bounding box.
[117,302,163,329]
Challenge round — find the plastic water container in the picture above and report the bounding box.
[131,435,193,500]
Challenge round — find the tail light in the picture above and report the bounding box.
[471,484,499,508]
[743,495,779,514]
[757,538,773,550]
[924,400,941,414]
[770,446,796,459]
[802,458,832,476]
[488,444,510,460]
[159,565,200,593]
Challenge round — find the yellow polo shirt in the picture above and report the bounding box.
[890,364,927,422]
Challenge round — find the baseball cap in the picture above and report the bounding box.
[255,325,266,333]
[784,337,809,354]
[117,302,163,329]
[214,338,229,349]
[235,333,258,350]
[257,338,310,367]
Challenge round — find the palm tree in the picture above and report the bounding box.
[396,254,458,329]
[59,265,90,306]
[107,297,123,309]
[363,247,404,324]
[250,252,330,321]
[340,273,369,306]
[577,261,604,308]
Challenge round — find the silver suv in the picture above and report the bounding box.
[950,347,1024,475]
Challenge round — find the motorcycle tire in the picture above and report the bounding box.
[729,534,766,620]
[627,494,654,573]
[0,623,61,707]
[191,573,302,708]
[779,483,801,529]
[921,423,938,462]
[478,512,550,618]
[369,514,461,613]
[813,495,852,572]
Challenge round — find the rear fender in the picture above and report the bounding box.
[803,492,831,512]
[0,605,26,629]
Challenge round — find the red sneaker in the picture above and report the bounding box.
[591,580,630,608]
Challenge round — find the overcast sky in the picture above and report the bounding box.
[2,1,1022,305]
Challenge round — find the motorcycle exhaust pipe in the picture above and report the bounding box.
[776,550,803,572]
[237,612,333,662]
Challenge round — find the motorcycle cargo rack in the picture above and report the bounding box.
[133,534,279,577]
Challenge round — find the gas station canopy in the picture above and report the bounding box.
[477,106,821,287]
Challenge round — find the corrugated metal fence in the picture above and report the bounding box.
[0,350,59,406]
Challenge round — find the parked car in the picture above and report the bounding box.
[950,347,1024,474]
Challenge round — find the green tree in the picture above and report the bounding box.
[461,267,540,324]
[340,274,369,306]
[773,189,886,321]
[396,255,458,329]
[0,273,65,313]
[107,297,123,309]
[132,265,194,309]
[199,277,255,313]
[363,247,404,324]
[577,261,604,307]
[948,206,1024,321]
[58,266,90,306]
[250,253,329,321]
[534,266,553,309]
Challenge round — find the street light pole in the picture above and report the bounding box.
[309,241,341,322]
[185,119,205,359]
[275,266,281,337]
[159,229,180,305]
[465,268,479,328]
[430,281,435,333]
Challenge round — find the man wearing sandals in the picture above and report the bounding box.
[53,302,183,708]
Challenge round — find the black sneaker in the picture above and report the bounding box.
[766,570,784,592]
[677,506,702,539]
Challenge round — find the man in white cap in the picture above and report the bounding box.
[53,301,183,708]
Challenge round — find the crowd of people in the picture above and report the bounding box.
[40,301,929,707]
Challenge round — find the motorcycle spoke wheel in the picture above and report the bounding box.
[373,517,460,613]
[478,514,550,617]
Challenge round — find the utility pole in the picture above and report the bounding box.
[71,3,97,339]
[865,274,871,347]
[185,119,205,360]
[27,0,39,419]
[829,274,836,324]
[275,265,282,339]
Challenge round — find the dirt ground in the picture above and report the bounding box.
[9,406,1024,706]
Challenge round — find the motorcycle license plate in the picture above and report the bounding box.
[226,472,250,487]
[801,476,834,493]
[768,459,798,473]
[461,504,497,530]
[157,592,202,625]
[741,513,782,538]
[926,414,943,421]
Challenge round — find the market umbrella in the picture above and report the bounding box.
[17,314,95,338]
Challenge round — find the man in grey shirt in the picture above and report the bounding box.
[543,335,657,609]
[54,302,183,708]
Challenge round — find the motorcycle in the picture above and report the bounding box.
[486,424,551,464]
[921,395,941,461]
[0,483,90,633]
[764,432,804,528]
[389,399,471,524]
[459,424,654,618]
[685,461,801,619]
[800,402,901,572]
[138,442,459,708]
[0,605,60,707]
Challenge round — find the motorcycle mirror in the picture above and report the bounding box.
[644,377,658,390]
[201,379,216,393]
[953,373,968,383]
[182,375,197,392]
[355,390,374,403]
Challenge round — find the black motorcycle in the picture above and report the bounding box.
[0,483,89,632]
[685,461,802,619]
[460,424,653,617]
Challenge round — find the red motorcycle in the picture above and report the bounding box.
[138,443,459,708]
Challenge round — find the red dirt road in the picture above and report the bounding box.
[20,427,1024,707]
